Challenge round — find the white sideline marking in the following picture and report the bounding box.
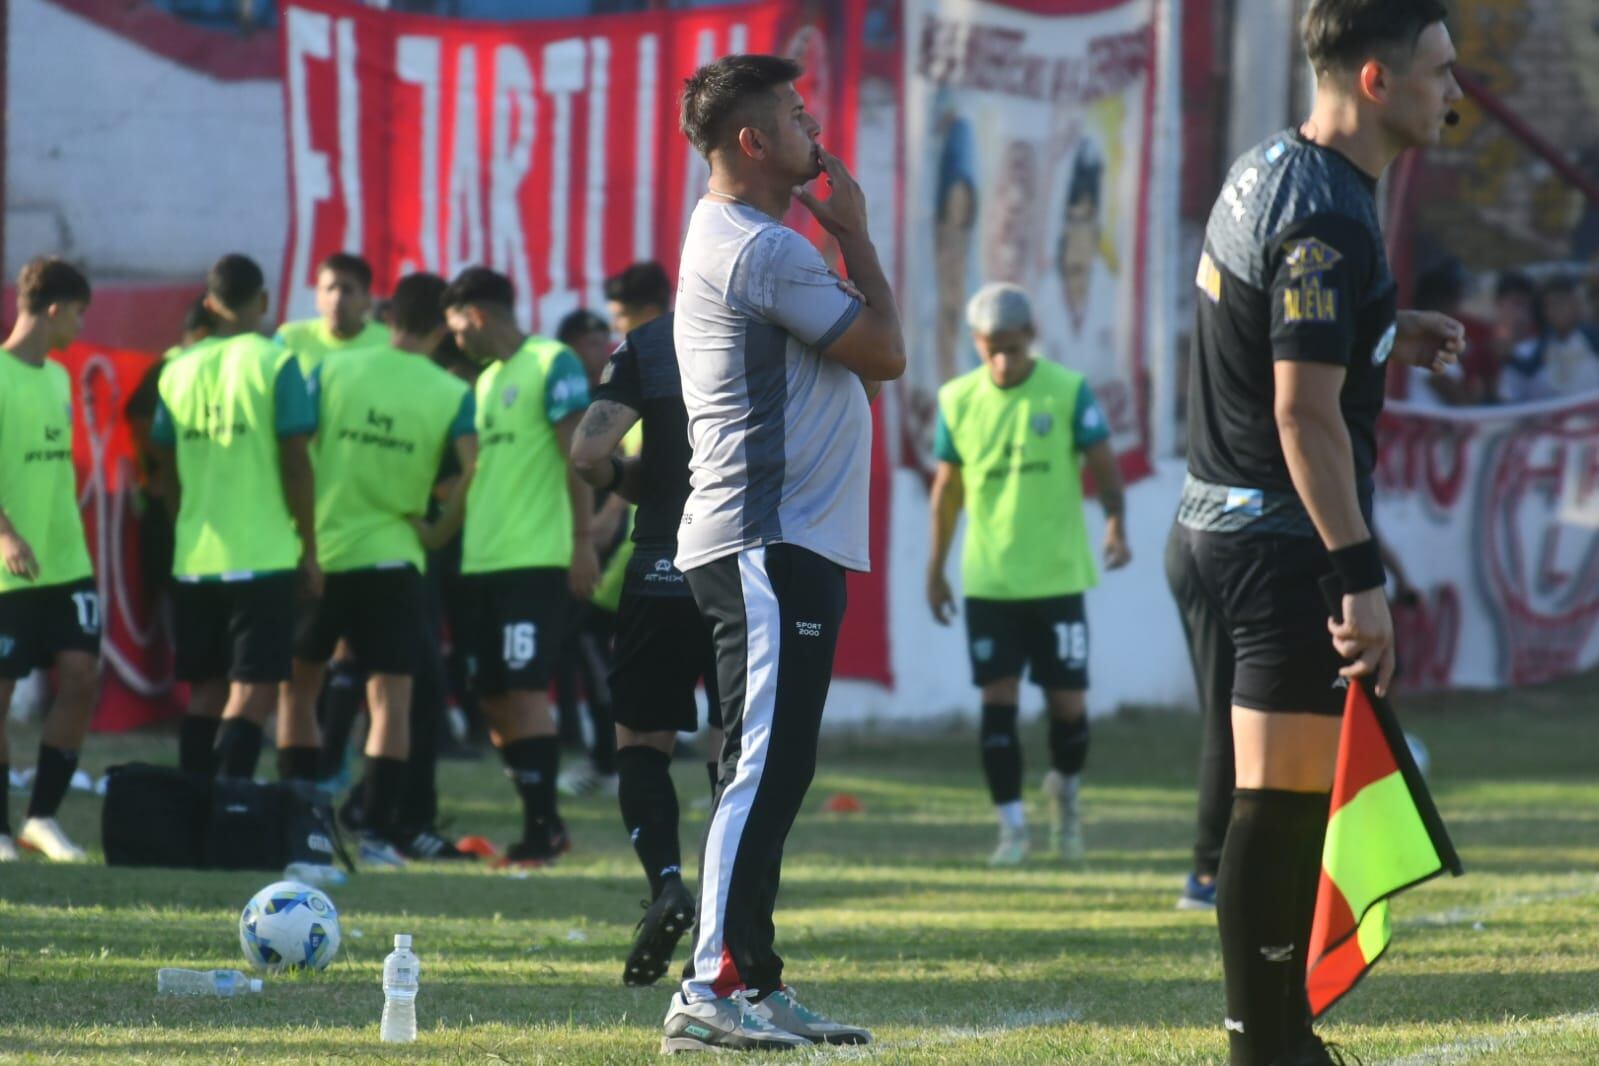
[1383,1010,1599,1065]
[1403,878,1599,929]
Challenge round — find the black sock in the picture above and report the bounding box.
[1216,788,1330,1066]
[617,746,683,899]
[1048,716,1090,775]
[276,745,322,784]
[26,745,79,819]
[362,756,408,840]
[502,736,560,846]
[1290,795,1331,1042]
[318,661,366,778]
[178,715,220,775]
[0,762,10,836]
[979,703,1022,805]
[214,718,264,779]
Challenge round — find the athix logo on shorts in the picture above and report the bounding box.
[973,638,994,662]
[0,635,14,657]
[794,621,823,638]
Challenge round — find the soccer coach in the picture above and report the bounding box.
[661,54,905,1053]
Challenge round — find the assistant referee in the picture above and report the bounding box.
[1174,3,1463,1063]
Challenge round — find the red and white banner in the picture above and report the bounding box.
[279,0,891,684]
[900,0,1161,482]
[1377,396,1599,690]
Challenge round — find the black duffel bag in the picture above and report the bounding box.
[103,763,352,872]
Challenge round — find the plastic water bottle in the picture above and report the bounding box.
[380,934,419,1043]
[157,968,263,996]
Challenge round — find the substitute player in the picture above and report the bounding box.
[274,251,387,374]
[443,267,597,867]
[570,300,723,988]
[279,273,476,864]
[154,254,320,779]
[1176,4,1464,1062]
[926,283,1129,867]
[662,54,904,1052]
[0,259,100,863]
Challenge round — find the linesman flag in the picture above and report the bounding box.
[1306,584,1465,1016]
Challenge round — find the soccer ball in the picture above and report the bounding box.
[239,880,342,971]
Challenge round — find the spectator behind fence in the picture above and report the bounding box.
[1406,261,1496,406]
[1499,275,1599,403]
[1490,271,1539,373]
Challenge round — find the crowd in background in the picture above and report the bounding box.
[1405,260,1599,408]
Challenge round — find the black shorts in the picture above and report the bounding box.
[173,574,296,684]
[464,567,570,696]
[0,577,101,680]
[1183,526,1345,715]
[294,566,425,675]
[610,590,720,735]
[964,594,1089,690]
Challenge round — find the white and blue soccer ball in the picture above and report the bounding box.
[239,880,341,971]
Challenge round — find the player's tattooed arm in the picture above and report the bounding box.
[569,399,641,494]
[1083,440,1131,570]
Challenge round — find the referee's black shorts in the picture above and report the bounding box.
[294,566,425,675]
[610,590,719,735]
[1183,525,1346,716]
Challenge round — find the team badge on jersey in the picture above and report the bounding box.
[1371,322,1398,366]
[1284,238,1343,280]
[502,385,519,408]
[1196,252,1223,304]
[1031,413,1054,437]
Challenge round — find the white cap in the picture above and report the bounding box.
[965,282,1034,334]
[394,934,412,949]
[249,978,263,992]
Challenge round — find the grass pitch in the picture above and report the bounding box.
[2,676,1597,1063]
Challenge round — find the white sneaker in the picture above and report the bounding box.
[357,834,408,868]
[18,817,87,862]
[557,764,618,798]
[0,834,18,862]
[661,990,811,1053]
[988,823,1030,866]
[1043,770,1085,861]
[758,986,872,1045]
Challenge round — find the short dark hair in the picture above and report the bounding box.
[17,257,91,314]
[318,251,373,291]
[603,262,672,311]
[1494,270,1536,302]
[182,293,216,336]
[389,273,447,336]
[1302,0,1449,74]
[557,309,609,347]
[680,54,803,158]
[1540,274,1580,299]
[441,267,515,312]
[207,254,265,311]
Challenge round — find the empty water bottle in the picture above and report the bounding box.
[380,934,419,1042]
[157,968,263,996]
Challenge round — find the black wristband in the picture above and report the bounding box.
[606,454,625,492]
[1329,539,1385,595]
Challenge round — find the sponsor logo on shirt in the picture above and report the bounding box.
[1283,276,1339,324]
[1195,252,1223,304]
[43,426,62,442]
[794,621,823,638]
[1283,238,1343,280]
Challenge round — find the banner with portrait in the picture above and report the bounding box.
[901,0,1159,481]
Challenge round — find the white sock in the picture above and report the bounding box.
[997,801,1026,831]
